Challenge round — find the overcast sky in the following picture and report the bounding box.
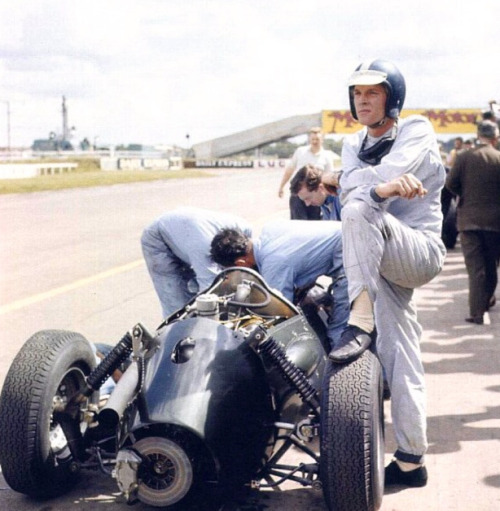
[0,0,498,148]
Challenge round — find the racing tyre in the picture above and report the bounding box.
[0,330,97,497]
[319,349,384,511]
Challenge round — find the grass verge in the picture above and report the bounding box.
[0,162,212,195]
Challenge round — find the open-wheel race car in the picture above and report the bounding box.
[0,267,385,511]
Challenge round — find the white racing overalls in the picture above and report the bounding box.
[340,115,446,463]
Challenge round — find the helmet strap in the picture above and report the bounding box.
[368,116,387,129]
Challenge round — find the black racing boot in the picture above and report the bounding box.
[328,325,374,363]
[384,460,428,487]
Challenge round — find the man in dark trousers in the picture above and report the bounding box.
[445,120,500,325]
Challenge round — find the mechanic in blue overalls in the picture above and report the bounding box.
[210,219,349,346]
[141,207,252,318]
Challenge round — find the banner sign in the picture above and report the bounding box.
[255,159,288,169]
[322,108,481,135]
[189,160,254,168]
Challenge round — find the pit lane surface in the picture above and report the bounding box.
[0,168,499,510]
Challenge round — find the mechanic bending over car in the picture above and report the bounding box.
[323,59,446,488]
[141,207,252,318]
[210,219,349,346]
[289,163,342,220]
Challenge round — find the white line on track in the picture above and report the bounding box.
[0,260,145,315]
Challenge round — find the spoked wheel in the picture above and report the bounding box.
[319,349,385,511]
[133,437,194,507]
[0,330,97,497]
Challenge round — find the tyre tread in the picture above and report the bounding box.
[320,350,383,511]
[0,330,94,497]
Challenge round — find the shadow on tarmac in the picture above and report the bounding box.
[0,470,329,511]
[415,246,500,493]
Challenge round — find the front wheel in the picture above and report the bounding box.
[0,330,97,497]
[319,350,385,511]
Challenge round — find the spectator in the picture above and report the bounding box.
[464,139,474,150]
[483,101,499,124]
[210,220,349,344]
[289,164,342,220]
[141,207,252,317]
[445,120,500,324]
[440,181,458,249]
[446,136,464,168]
[324,59,446,488]
[277,127,338,220]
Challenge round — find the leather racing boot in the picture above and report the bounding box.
[384,460,428,487]
[328,325,374,364]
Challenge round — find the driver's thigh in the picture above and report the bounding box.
[378,213,442,289]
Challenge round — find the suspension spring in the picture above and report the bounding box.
[84,332,133,395]
[260,337,320,417]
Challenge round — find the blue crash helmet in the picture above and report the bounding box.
[348,59,406,121]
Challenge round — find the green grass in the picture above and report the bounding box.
[0,158,212,194]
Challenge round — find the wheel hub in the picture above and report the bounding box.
[116,436,193,507]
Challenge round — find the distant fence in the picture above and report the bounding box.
[0,148,183,162]
[100,156,183,171]
[0,162,78,179]
[184,159,289,169]
[0,157,290,180]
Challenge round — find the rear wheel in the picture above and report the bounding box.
[319,350,384,511]
[134,437,194,507]
[0,330,97,497]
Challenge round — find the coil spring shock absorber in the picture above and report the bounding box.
[259,336,320,418]
[83,331,133,396]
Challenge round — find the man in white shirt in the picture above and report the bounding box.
[277,127,337,219]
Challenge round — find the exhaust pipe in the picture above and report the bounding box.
[98,362,139,428]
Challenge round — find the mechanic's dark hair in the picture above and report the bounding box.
[290,164,323,195]
[210,228,250,267]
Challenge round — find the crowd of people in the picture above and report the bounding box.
[139,59,500,492]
